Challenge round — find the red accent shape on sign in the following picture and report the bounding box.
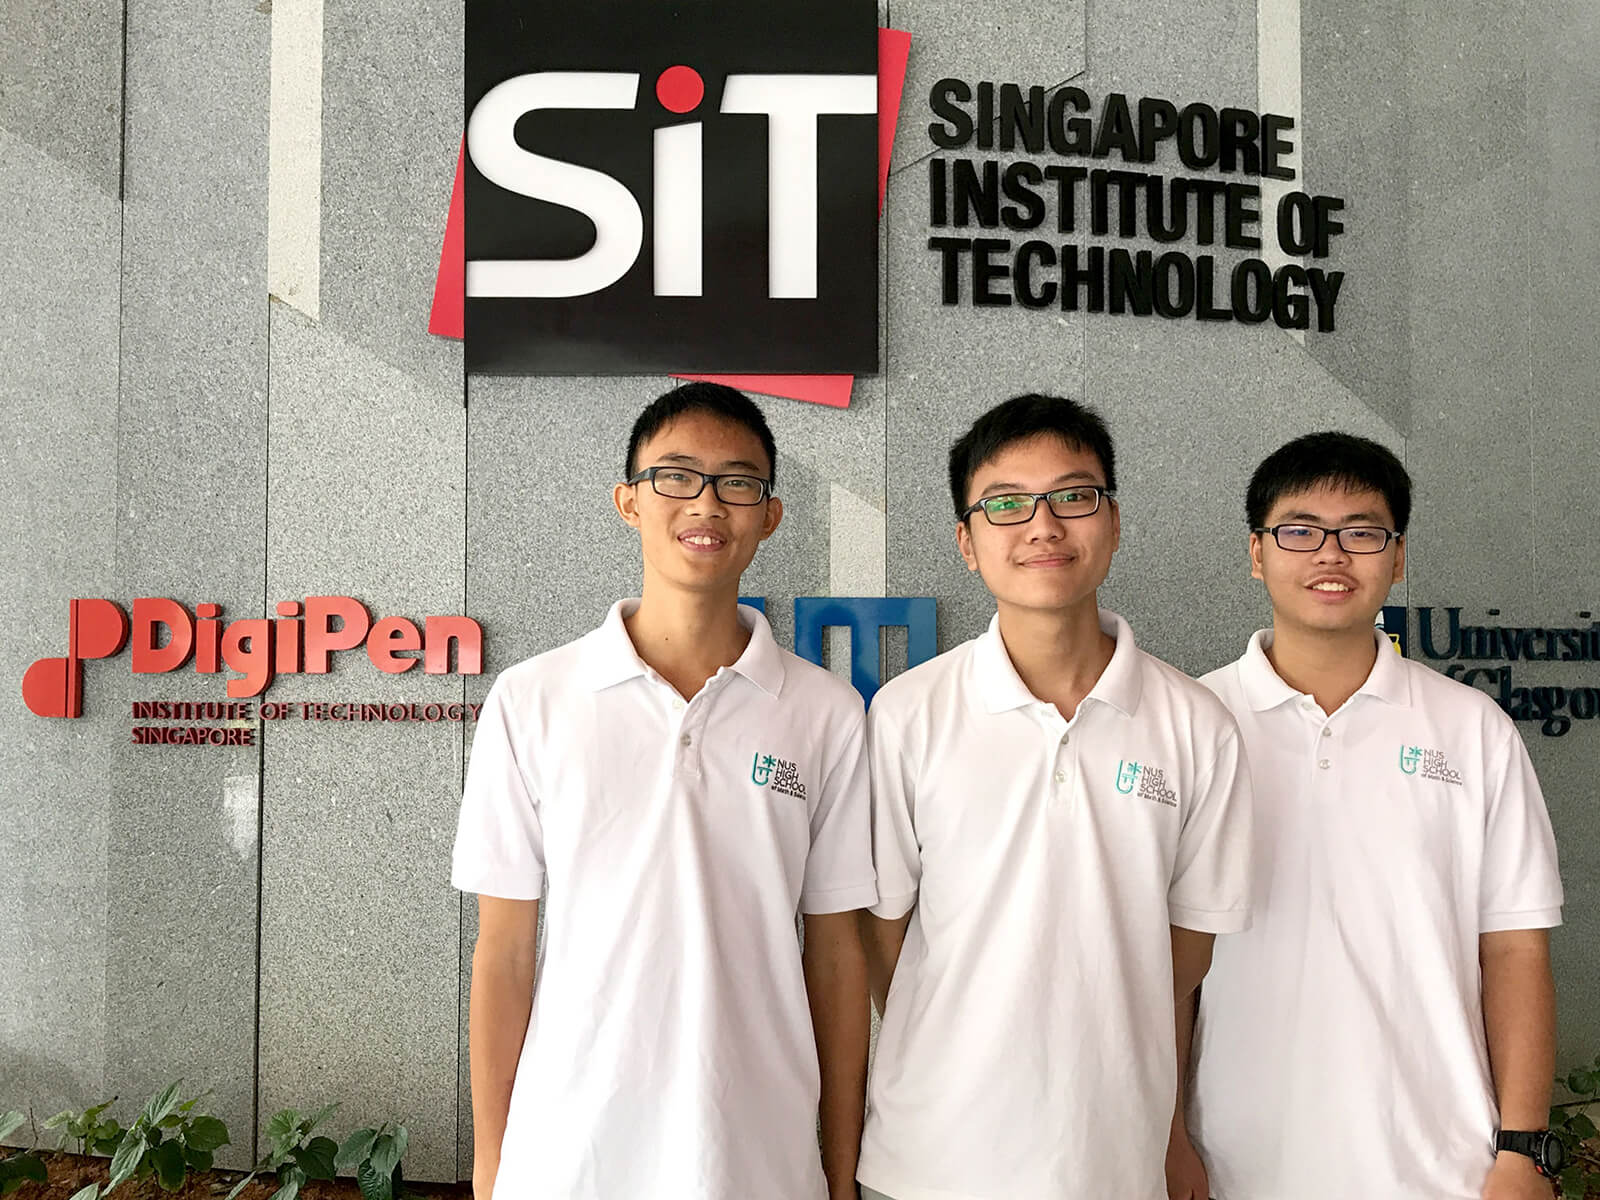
[656,65,704,114]
[429,141,467,339]
[672,372,854,409]
[428,28,914,409]
[22,657,72,718]
[23,598,129,717]
[74,598,131,661]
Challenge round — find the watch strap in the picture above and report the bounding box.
[1496,1130,1560,1178]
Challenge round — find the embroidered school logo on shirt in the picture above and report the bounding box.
[751,752,807,799]
[1115,760,1178,807]
[1398,744,1463,785]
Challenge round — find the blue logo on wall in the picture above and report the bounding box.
[740,596,938,705]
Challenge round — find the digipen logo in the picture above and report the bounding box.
[23,597,484,715]
[465,0,879,376]
[21,599,131,718]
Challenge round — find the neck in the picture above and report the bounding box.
[1265,620,1380,714]
[995,597,1116,719]
[625,577,751,700]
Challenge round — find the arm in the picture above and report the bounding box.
[803,911,871,1200]
[861,911,911,1015]
[469,896,540,1200]
[1166,927,1214,1200]
[1480,928,1556,1200]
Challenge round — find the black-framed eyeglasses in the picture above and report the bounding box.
[960,485,1112,526]
[1253,524,1401,553]
[626,465,773,506]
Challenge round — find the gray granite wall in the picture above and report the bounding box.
[3,0,1596,1179]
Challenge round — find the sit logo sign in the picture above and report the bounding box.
[465,0,879,375]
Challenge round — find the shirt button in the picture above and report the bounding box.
[1060,733,1070,745]
[672,697,685,711]
[1318,758,1330,770]
[1053,770,1066,783]
[1301,699,1315,711]
[1321,727,1332,738]
[680,734,692,747]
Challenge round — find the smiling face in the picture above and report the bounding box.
[955,433,1119,617]
[1251,483,1405,638]
[614,409,782,599]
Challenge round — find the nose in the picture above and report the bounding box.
[685,481,729,518]
[1024,499,1067,539]
[1310,530,1352,564]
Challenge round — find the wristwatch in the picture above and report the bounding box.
[1495,1129,1567,1178]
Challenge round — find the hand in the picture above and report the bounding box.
[1165,1127,1210,1200]
[1482,1151,1554,1200]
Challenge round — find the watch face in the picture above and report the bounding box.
[1541,1131,1568,1172]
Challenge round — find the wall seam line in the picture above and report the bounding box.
[250,299,273,1165]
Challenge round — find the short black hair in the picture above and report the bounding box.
[625,381,778,487]
[948,393,1116,517]
[1246,432,1412,532]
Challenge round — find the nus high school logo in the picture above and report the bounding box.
[465,0,879,375]
[1398,744,1463,786]
[1114,759,1178,807]
[751,752,806,799]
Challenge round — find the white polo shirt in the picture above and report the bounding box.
[859,609,1253,1200]
[451,600,877,1200]
[1190,630,1564,1200]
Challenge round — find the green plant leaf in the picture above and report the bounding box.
[91,1120,125,1157]
[41,1112,72,1132]
[107,1130,145,1193]
[0,1155,49,1196]
[1571,1112,1599,1141]
[140,1083,183,1131]
[184,1147,213,1172]
[151,1140,187,1192]
[266,1165,307,1200]
[68,1184,100,1200]
[367,1135,399,1181]
[264,1111,299,1147]
[1560,1166,1586,1196]
[152,1139,187,1192]
[389,1127,408,1166]
[356,1160,390,1200]
[85,1102,116,1123]
[224,1171,258,1200]
[185,1116,230,1153]
[302,1104,340,1135]
[0,1114,23,1143]
[292,1138,337,1182]
[335,1130,378,1175]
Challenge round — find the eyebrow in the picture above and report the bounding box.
[655,452,767,474]
[979,470,1103,497]
[1276,510,1389,524]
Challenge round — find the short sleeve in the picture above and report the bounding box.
[451,677,546,900]
[867,703,920,920]
[1168,726,1253,934]
[1480,727,1563,932]
[798,707,878,914]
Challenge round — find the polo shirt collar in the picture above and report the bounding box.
[1238,628,1413,711]
[585,599,786,698]
[972,607,1143,716]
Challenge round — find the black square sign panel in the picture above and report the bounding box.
[465,0,879,376]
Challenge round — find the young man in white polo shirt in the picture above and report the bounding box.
[858,394,1254,1200]
[1166,432,1564,1200]
[451,382,877,1200]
